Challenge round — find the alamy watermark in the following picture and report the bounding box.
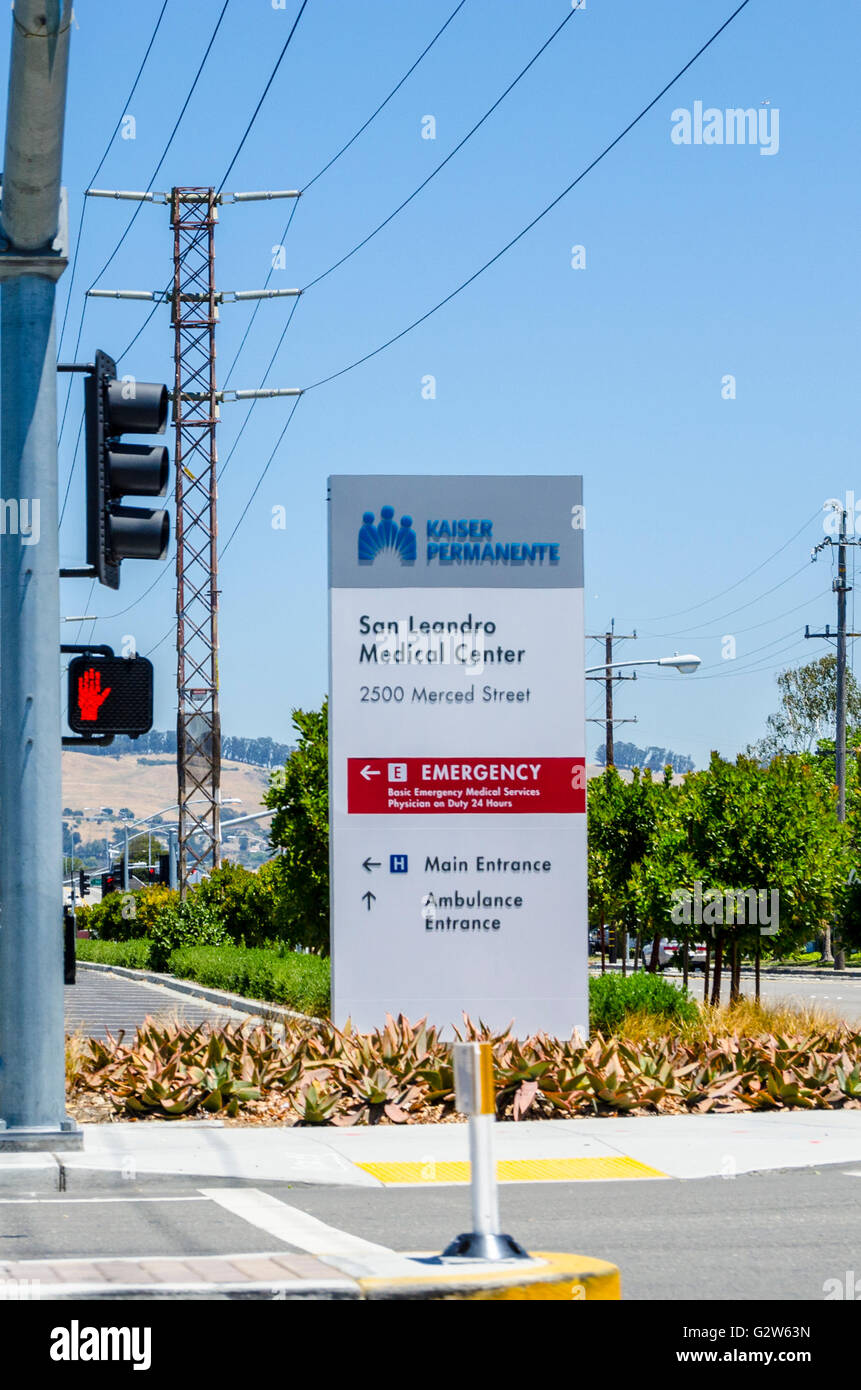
[671,101,779,156]
[823,1271,861,1300]
[0,1278,40,1299]
[671,881,779,936]
[0,497,40,545]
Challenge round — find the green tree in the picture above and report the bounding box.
[193,860,281,948]
[680,753,846,998]
[587,767,686,971]
[755,655,861,757]
[264,701,329,954]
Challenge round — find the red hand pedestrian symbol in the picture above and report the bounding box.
[77,667,111,722]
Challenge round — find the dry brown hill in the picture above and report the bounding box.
[62,753,272,852]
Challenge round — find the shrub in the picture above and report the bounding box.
[149,898,230,972]
[75,938,152,969]
[168,945,330,1017]
[191,860,281,948]
[79,885,175,942]
[589,971,698,1034]
[67,1011,861,1123]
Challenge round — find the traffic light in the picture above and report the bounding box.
[101,869,122,896]
[78,869,91,898]
[67,653,154,737]
[85,348,170,589]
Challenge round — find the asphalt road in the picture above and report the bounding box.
[593,965,861,1024]
[2,1165,859,1300]
[660,968,861,1024]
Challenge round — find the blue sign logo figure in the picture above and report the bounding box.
[358,506,416,566]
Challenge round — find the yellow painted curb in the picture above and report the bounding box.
[356,1155,666,1185]
[359,1252,621,1301]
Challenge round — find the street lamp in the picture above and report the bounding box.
[585,653,701,675]
[586,652,701,771]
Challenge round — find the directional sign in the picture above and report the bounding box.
[328,475,587,1037]
[67,654,154,737]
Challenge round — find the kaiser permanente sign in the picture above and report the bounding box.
[328,475,586,1036]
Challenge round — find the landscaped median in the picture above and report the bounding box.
[75,938,329,1017]
[65,965,861,1125]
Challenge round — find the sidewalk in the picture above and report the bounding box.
[4,1110,861,1192]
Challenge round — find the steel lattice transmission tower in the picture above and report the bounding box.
[82,182,301,893]
[170,187,221,886]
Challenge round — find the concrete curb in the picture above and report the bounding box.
[74,961,325,1030]
[357,1251,620,1300]
[13,1252,621,1301]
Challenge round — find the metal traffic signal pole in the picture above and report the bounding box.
[0,2,80,1147]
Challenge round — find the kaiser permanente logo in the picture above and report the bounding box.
[358,505,561,569]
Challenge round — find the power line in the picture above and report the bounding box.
[680,638,829,682]
[58,409,85,527]
[217,0,755,565]
[642,558,816,639]
[302,0,469,193]
[59,0,231,450]
[131,1,755,646]
[299,0,754,394]
[637,506,823,624]
[221,199,302,391]
[57,0,171,357]
[85,0,231,294]
[689,626,819,677]
[57,0,232,533]
[118,0,464,622]
[217,0,311,194]
[219,294,303,478]
[302,1,582,292]
[220,2,469,393]
[144,361,305,661]
[221,393,305,555]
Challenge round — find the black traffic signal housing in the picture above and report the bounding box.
[101,868,122,896]
[85,348,170,589]
[67,652,154,738]
[78,869,91,898]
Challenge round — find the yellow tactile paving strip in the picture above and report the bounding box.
[356,1155,666,1184]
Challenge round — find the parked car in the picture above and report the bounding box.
[641,939,708,971]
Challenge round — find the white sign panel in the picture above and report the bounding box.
[328,475,587,1037]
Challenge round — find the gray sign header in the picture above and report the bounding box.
[328,475,583,589]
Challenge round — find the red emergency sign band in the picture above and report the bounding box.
[347,756,586,814]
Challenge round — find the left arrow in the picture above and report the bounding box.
[360,764,382,781]
[362,890,376,911]
[362,857,381,872]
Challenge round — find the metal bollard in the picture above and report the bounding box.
[442,1041,529,1262]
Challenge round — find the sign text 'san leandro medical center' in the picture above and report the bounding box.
[328,476,587,1036]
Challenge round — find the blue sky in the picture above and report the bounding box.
[23,0,860,766]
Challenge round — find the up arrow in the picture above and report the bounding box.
[360,764,382,781]
[362,890,376,911]
[362,857,381,872]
